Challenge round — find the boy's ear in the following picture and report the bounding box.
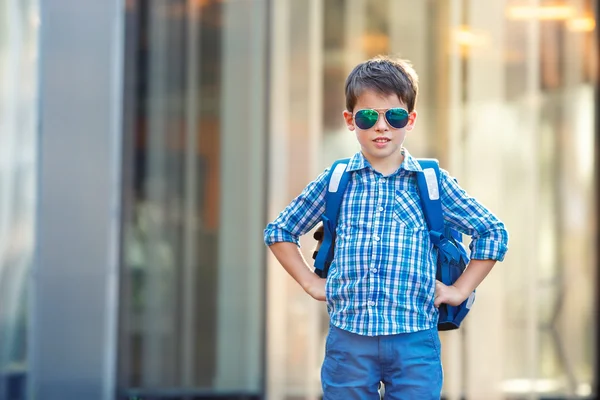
[405,110,418,131]
[343,110,355,131]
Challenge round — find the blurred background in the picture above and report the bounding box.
[1,0,598,399]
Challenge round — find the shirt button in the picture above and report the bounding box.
[368,301,376,307]
[373,235,380,241]
[378,206,384,212]
[371,268,378,274]
[381,178,386,183]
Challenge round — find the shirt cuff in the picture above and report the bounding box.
[469,229,509,261]
[470,238,508,261]
[264,225,300,247]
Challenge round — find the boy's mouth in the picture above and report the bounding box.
[373,137,391,143]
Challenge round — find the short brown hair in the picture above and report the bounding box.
[345,56,419,113]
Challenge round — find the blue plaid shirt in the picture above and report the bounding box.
[264,150,508,336]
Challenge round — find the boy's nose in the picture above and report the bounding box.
[374,112,389,131]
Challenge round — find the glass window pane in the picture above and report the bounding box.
[316,0,598,398]
[0,0,39,399]
[119,0,267,396]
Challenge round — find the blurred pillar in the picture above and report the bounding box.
[31,0,124,399]
[306,0,325,398]
[140,0,172,385]
[266,0,325,398]
[522,2,541,399]
[266,0,292,398]
[557,0,596,396]
[181,0,201,387]
[344,0,366,72]
[442,1,468,397]
[460,0,511,399]
[594,0,600,395]
[0,0,39,398]
[215,0,268,392]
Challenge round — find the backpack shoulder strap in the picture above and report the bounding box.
[416,159,444,244]
[314,158,351,277]
[324,158,352,223]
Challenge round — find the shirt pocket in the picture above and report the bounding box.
[393,188,427,231]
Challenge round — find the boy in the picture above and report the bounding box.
[264,56,508,399]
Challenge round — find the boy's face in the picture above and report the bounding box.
[343,89,417,165]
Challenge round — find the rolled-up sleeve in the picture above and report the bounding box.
[263,169,329,247]
[439,169,509,261]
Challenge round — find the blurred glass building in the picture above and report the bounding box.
[0,0,598,399]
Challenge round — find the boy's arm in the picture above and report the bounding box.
[438,168,509,262]
[434,169,509,306]
[264,168,330,300]
[269,242,325,301]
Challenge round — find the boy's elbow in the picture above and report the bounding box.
[486,220,509,247]
[264,224,300,247]
[497,222,509,249]
[470,224,509,261]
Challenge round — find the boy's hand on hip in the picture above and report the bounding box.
[434,280,467,307]
[304,275,326,301]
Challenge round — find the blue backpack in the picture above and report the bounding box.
[313,158,475,331]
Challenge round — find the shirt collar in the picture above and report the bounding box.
[346,149,422,173]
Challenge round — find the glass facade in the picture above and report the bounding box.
[267,0,598,399]
[0,0,596,399]
[118,0,267,397]
[0,0,39,399]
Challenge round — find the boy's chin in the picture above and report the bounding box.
[363,145,400,156]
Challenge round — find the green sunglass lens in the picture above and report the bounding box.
[385,108,409,128]
[354,110,379,130]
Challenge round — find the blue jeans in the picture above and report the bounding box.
[321,323,443,399]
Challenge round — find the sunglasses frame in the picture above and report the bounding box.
[353,107,410,130]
